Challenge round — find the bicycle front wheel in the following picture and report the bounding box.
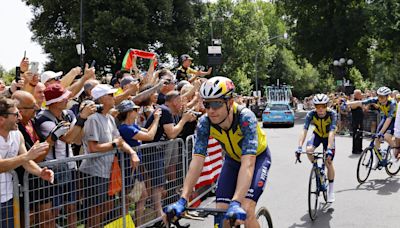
[357,148,373,184]
[385,147,400,176]
[256,207,273,228]
[308,167,318,220]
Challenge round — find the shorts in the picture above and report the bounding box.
[306,133,336,160]
[30,165,77,207]
[164,140,180,167]
[377,117,395,135]
[0,199,14,228]
[215,148,271,204]
[142,146,166,188]
[81,173,110,206]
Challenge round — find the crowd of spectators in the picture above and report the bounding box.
[0,53,218,227]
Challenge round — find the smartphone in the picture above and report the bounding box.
[29,62,39,74]
[15,67,21,90]
[90,60,96,68]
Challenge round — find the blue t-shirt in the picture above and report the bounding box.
[118,123,142,147]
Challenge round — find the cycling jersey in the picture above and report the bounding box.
[303,109,337,138]
[194,103,268,162]
[176,66,198,81]
[362,97,397,118]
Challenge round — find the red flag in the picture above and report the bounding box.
[121,49,158,70]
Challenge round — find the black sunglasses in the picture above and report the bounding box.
[203,101,225,110]
[1,111,20,117]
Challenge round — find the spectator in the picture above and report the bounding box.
[114,76,140,105]
[34,83,96,228]
[79,84,139,227]
[116,100,161,226]
[0,97,53,228]
[143,90,196,218]
[0,79,5,93]
[176,54,212,82]
[157,69,176,105]
[136,84,158,127]
[83,79,100,100]
[33,82,46,108]
[350,89,363,154]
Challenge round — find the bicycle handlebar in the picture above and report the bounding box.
[295,151,325,164]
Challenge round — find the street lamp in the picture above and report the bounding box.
[254,32,288,95]
[333,57,353,87]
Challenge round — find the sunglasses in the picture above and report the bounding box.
[315,104,327,109]
[1,111,20,117]
[203,101,225,110]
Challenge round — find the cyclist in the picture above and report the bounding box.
[346,86,397,165]
[296,94,337,203]
[165,77,271,227]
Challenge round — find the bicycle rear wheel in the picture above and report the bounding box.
[256,207,273,228]
[385,147,400,176]
[308,167,318,220]
[357,148,373,184]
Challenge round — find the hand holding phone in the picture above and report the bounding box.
[29,62,39,74]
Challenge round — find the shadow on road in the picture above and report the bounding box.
[288,206,334,228]
[348,154,361,159]
[336,177,400,196]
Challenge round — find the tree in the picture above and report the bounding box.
[23,0,201,73]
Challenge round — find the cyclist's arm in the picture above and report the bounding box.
[181,116,210,201]
[346,100,363,109]
[327,110,338,149]
[379,117,392,135]
[298,129,308,148]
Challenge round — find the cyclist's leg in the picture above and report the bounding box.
[215,156,239,227]
[306,133,319,162]
[243,149,271,228]
[323,137,335,181]
[384,119,396,147]
[375,117,386,149]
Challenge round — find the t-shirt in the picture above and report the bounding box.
[37,110,77,169]
[79,112,120,178]
[0,131,20,203]
[118,123,141,147]
[176,66,198,82]
[157,92,166,105]
[144,104,174,142]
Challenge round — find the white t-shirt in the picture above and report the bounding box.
[394,104,400,138]
[0,130,20,203]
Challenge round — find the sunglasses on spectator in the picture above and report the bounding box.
[1,111,20,117]
[203,101,225,109]
[164,79,176,85]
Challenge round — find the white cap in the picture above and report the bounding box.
[91,84,118,100]
[41,71,63,83]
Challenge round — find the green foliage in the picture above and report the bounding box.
[23,0,202,73]
[0,65,15,85]
[348,67,374,91]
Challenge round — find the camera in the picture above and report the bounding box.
[95,104,104,113]
[187,110,202,118]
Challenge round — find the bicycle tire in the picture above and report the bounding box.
[256,207,273,228]
[357,148,373,184]
[308,167,318,220]
[385,147,400,176]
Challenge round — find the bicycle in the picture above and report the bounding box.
[356,131,400,184]
[165,205,273,228]
[296,151,328,221]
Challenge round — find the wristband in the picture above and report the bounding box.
[75,116,86,127]
[112,142,117,149]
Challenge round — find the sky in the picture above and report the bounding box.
[0,1,49,72]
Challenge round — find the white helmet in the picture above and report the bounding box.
[313,94,329,105]
[200,77,235,99]
[377,86,391,96]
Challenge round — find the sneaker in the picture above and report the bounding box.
[327,192,335,203]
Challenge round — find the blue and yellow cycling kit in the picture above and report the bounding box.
[194,103,268,162]
[303,109,337,138]
[362,97,397,134]
[193,102,271,205]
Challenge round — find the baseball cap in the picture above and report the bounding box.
[44,83,71,105]
[92,84,118,100]
[120,76,136,89]
[41,71,63,83]
[116,100,140,113]
[180,54,193,62]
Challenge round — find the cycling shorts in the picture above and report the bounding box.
[215,147,271,204]
[306,132,336,160]
[377,116,395,135]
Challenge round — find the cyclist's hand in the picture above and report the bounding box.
[326,149,334,160]
[164,197,187,222]
[295,147,302,163]
[377,132,384,139]
[225,200,246,225]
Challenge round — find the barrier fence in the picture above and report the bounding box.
[1,137,216,228]
[337,110,381,135]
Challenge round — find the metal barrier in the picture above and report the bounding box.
[337,110,380,135]
[0,170,20,228]
[18,139,185,228]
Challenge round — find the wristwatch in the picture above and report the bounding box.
[112,142,117,149]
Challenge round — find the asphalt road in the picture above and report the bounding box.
[181,111,400,228]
